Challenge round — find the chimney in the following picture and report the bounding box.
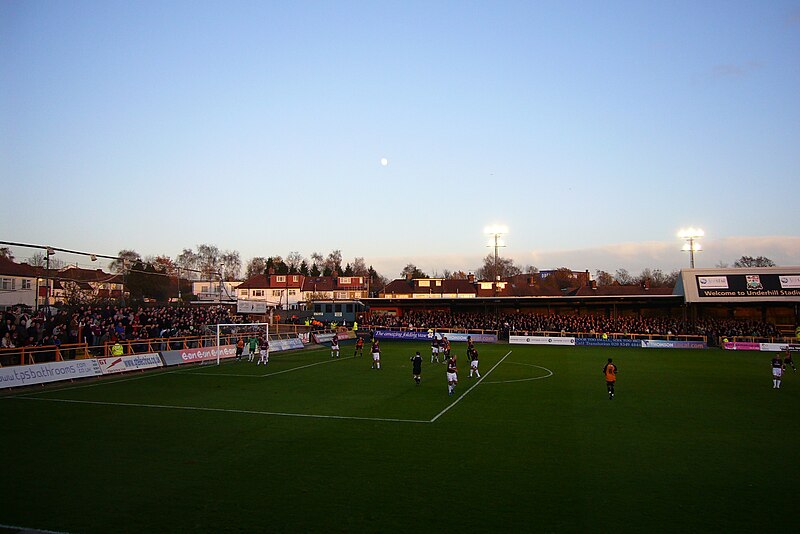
[468,273,475,283]
[590,280,597,290]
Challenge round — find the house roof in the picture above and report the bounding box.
[302,276,336,292]
[237,274,269,290]
[56,266,121,284]
[0,257,43,277]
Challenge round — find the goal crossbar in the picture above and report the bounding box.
[213,322,270,365]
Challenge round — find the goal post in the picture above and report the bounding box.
[210,322,270,365]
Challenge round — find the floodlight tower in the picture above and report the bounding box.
[678,228,704,268]
[485,225,508,296]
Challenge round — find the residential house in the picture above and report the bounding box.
[0,257,42,309]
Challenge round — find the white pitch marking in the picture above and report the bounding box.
[0,523,71,534]
[483,362,554,384]
[14,396,428,424]
[429,350,512,423]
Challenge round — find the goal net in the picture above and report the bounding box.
[203,322,270,365]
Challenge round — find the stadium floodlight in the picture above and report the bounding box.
[678,227,704,268]
[485,225,508,295]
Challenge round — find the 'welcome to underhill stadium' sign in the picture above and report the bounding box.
[696,274,800,298]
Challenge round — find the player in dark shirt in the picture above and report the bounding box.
[354,336,364,358]
[603,358,617,400]
[410,351,422,385]
[784,348,796,372]
[446,355,458,396]
[772,355,784,389]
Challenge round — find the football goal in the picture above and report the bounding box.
[204,322,270,365]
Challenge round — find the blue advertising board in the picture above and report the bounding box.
[575,338,642,348]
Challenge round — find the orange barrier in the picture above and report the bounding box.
[0,343,90,366]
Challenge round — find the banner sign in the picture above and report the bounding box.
[160,345,236,366]
[237,300,268,314]
[723,342,790,352]
[510,336,576,346]
[696,274,800,298]
[373,331,432,341]
[312,333,338,344]
[0,359,102,389]
[641,340,707,349]
[270,338,305,352]
[440,332,498,343]
[97,353,163,375]
[575,338,642,348]
[722,342,761,351]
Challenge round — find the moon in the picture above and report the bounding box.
[380,157,389,167]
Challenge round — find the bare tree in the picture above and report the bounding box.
[176,248,200,279]
[27,252,65,269]
[109,250,142,274]
[350,257,369,277]
[400,263,428,279]
[475,254,521,281]
[286,251,304,273]
[614,269,635,285]
[0,247,13,260]
[733,256,776,267]
[220,250,241,280]
[325,250,343,274]
[595,270,615,286]
[245,257,268,279]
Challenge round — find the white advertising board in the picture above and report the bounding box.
[0,359,102,389]
[509,335,576,346]
[97,353,163,375]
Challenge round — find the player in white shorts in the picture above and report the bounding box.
[331,335,340,359]
[371,338,381,370]
[468,347,480,378]
[772,355,784,389]
[446,355,458,396]
[257,338,269,366]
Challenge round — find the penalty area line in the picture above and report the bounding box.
[429,350,512,423]
[14,396,429,424]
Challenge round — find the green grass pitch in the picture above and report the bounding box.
[1,341,798,533]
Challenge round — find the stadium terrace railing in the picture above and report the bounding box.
[509,331,708,343]
[0,342,90,367]
[0,328,311,366]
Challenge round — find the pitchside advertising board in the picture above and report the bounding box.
[160,345,237,366]
[509,336,707,349]
[373,330,498,343]
[696,274,800,298]
[97,353,163,375]
[0,359,102,389]
[723,342,798,352]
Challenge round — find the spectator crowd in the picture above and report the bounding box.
[1,305,243,352]
[366,310,783,340]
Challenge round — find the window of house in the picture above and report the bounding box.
[339,277,351,284]
[346,304,353,313]
[276,275,286,283]
[288,289,296,296]
[21,279,32,290]
[314,304,322,313]
[1,278,14,290]
[335,304,342,312]
[418,280,429,287]
[252,290,263,297]
[325,304,333,313]
[292,275,299,282]
[272,290,282,297]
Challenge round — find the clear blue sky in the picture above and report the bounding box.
[2,0,799,278]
